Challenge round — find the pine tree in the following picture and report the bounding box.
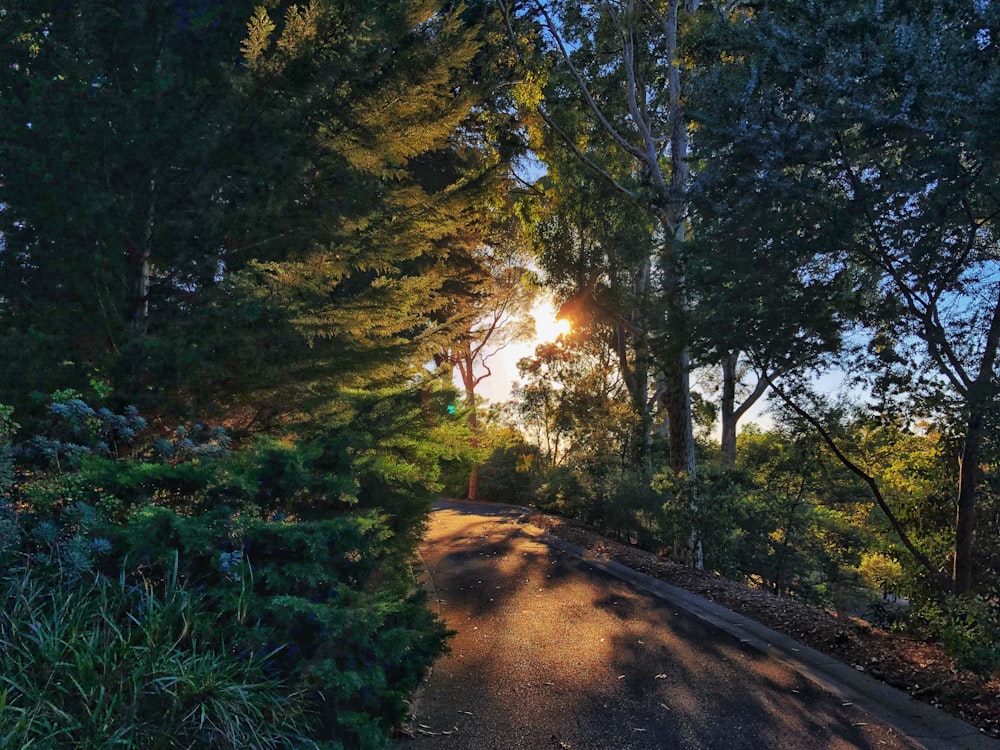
[1,0,517,429]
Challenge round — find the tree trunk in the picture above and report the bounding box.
[458,344,481,501]
[134,172,156,334]
[721,352,738,466]
[663,0,696,482]
[953,410,981,594]
[468,463,480,502]
[614,319,654,480]
[663,352,696,477]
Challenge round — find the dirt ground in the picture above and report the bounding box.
[525,510,1000,740]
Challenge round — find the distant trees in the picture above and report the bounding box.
[502,0,699,480]
[440,222,539,499]
[523,158,660,477]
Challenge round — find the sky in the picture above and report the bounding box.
[460,295,788,435]
[471,295,568,403]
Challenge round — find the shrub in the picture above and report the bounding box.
[475,442,540,506]
[4,397,452,748]
[103,507,449,749]
[906,595,1000,675]
[858,551,904,600]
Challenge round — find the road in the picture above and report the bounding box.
[396,500,921,750]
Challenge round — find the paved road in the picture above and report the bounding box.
[396,500,923,750]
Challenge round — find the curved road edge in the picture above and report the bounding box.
[427,499,998,750]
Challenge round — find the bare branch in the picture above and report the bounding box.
[732,370,772,423]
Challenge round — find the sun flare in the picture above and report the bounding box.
[533,299,572,342]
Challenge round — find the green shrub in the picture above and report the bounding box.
[477,443,540,505]
[4,397,452,748]
[906,595,1000,675]
[858,551,904,599]
[104,507,449,749]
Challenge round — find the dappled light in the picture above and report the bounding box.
[407,502,915,749]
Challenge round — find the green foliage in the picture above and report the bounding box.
[16,396,149,473]
[907,596,1000,676]
[0,553,313,749]
[690,0,1000,593]
[0,0,513,428]
[3,395,452,747]
[858,552,904,600]
[0,404,18,494]
[466,417,541,504]
[101,508,449,749]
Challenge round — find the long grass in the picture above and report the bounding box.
[0,559,315,749]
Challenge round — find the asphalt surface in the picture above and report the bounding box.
[395,500,996,750]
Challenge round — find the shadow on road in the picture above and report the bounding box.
[399,500,917,750]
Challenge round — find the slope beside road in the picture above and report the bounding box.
[394,500,995,750]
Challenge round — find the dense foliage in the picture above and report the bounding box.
[0,0,503,745]
[1,0,999,739]
[0,393,463,748]
[472,0,1000,674]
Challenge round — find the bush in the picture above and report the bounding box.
[858,551,904,600]
[477,442,540,506]
[104,507,449,749]
[3,396,452,749]
[906,595,1000,675]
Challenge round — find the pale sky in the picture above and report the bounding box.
[465,296,568,403]
[460,296,779,435]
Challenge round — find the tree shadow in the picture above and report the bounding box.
[398,501,913,750]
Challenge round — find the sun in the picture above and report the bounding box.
[532,298,572,342]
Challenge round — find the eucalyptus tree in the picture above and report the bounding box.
[500,0,706,479]
[692,0,1000,594]
[526,158,661,476]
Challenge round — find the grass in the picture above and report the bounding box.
[0,558,315,749]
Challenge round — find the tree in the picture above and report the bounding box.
[501,0,702,480]
[690,0,1000,593]
[514,326,636,471]
[0,0,255,413]
[1,1,512,430]
[683,2,865,465]
[525,158,661,476]
[439,220,539,499]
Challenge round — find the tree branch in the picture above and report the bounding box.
[533,1,646,161]
[771,382,945,588]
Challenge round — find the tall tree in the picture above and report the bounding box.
[694,0,1000,593]
[501,0,702,479]
[0,0,254,411]
[529,162,660,477]
[683,2,867,465]
[1,1,512,429]
[439,216,539,499]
